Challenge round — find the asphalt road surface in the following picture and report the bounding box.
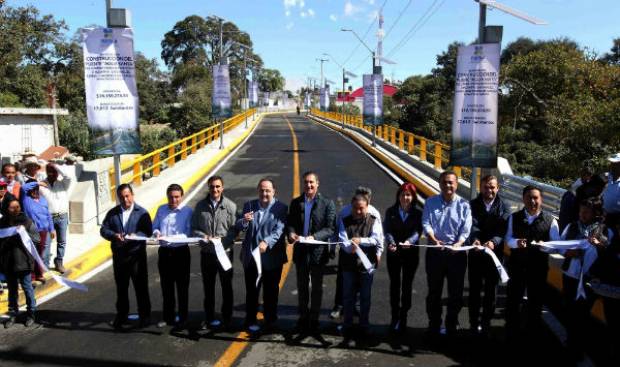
[0,113,575,367]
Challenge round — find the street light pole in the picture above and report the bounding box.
[218,17,225,149]
[341,28,378,146]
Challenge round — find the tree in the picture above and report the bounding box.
[600,38,620,65]
[134,52,173,124]
[258,68,285,92]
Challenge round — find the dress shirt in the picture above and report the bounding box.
[153,204,193,237]
[303,195,316,236]
[398,207,409,222]
[504,210,560,248]
[422,194,472,244]
[603,173,620,214]
[122,204,134,229]
[484,198,495,212]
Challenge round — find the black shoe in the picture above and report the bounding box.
[4,316,16,328]
[24,315,35,327]
[111,316,126,331]
[54,258,66,274]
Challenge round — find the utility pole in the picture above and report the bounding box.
[218,17,225,149]
[106,0,122,196]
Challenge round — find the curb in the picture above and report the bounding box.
[0,114,265,313]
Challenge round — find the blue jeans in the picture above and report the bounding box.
[343,271,374,329]
[7,271,36,315]
[52,213,68,261]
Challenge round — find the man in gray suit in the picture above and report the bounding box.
[236,178,288,334]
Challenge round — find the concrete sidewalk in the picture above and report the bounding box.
[0,111,266,312]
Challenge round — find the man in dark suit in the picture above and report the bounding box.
[100,183,153,330]
[286,171,336,334]
[236,178,288,334]
[467,175,510,337]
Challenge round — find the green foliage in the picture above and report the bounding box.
[394,37,620,186]
[258,68,285,92]
[140,125,178,153]
[58,110,92,160]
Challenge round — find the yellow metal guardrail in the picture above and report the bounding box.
[311,109,468,178]
[108,109,256,197]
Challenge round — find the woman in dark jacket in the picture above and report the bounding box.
[0,197,39,327]
[383,182,422,334]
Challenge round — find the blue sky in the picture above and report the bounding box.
[8,0,620,92]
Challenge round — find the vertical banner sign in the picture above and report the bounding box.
[450,43,500,167]
[212,64,232,118]
[263,92,270,107]
[319,88,326,111]
[82,27,141,155]
[305,93,310,108]
[249,81,259,107]
[363,74,383,125]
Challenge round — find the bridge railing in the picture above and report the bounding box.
[310,108,565,215]
[108,108,256,198]
[312,109,465,176]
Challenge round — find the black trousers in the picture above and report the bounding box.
[603,296,620,361]
[468,250,500,330]
[425,248,467,331]
[505,258,548,333]
[244,261,283,325]
[562,275,596,349]
[201,251,233,322]
[387,250,419,322]
[158,246,190,324]
[296,260,325,323]
[333,249,345,307]
[112,249,151,320]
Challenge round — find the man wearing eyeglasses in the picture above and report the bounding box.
[191,175,237,330]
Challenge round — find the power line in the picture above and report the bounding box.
[383,0,414,40]
[386,0,445,58]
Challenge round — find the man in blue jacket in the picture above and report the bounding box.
[236,178,288,335]
[100,184,153,330]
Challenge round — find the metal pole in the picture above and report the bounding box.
[341,68,345,129]
[244,56,248,128]
[471,3,486,199]
[371,51,377,147]
[219,18,225,149]
[106,0,122,199]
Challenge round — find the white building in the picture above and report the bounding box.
[0,107,68,163]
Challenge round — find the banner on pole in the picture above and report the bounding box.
[249,81,259,107]
[363,74,383,125]
[304,93,311,108]
[82,27,141,155]
[450,43,500,168]
[319,85,330,111]
[263,92,270,107]
[212,64,232,119]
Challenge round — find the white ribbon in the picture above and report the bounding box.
[412,242,509,283]
[482,246,510,284]
[209,238,232,271]
[252,246,262,288]
[533,239,589,250]
[298,237,342,245]
[0,226,88,292]
[353,246,375,274]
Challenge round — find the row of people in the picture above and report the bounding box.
[3,168,617,356]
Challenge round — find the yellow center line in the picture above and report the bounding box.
[214,114,300,367]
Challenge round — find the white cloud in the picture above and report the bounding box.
[344,1,361,17]
[300,11,307,18]
[329,14,337,22]
[300,0,305,8]
[367,9,379,22]
[286,22,294,30]
[307,8,315,17]
[285,10,291,17]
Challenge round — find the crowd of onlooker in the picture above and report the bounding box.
[0,154,74,328]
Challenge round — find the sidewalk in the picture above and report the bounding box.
[0,112,265,312]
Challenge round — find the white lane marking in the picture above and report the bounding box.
[26,115,264,308]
